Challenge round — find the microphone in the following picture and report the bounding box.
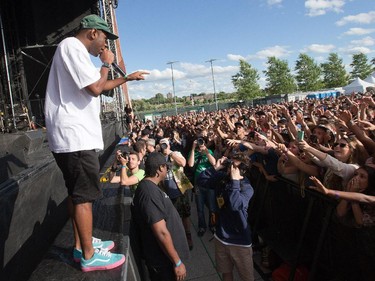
[112,62,126,77]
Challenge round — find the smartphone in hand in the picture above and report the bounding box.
[297,131,304,141]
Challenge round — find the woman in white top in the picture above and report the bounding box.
[298,136,366,191]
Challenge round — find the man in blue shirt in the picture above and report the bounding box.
[198,153,254,281]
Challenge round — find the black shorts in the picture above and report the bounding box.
[53,150,102,204]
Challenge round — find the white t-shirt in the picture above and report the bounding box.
[45,37,103,153]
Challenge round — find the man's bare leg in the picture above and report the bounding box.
[67,196,81,250]
[74,202,94,260]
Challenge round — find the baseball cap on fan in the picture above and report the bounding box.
[145,152,172,176]
[234,122,244,128]
[80,14,118,40]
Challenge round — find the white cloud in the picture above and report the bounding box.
[343,27,375,36]
[179,62,208,75]
[302,43,336,53]
[350,36,375,47]
[339,46,372,55]
[128,62,240,99]
[146,69,173,81]
[228,46,291,63]
[315,56,326,62]
[305,0,345,17]
[267,0,283,6]
[253,45,292,59]
[213,65,239,74]
[336,11,375,26]
[258,76,267,89]
[227,54,246,61]
[337,36,375,57]
[166,68,186,80]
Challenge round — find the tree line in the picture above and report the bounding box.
[132,52,375,112]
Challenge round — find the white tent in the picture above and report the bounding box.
[343,77,374,94]
[364,73,375,84]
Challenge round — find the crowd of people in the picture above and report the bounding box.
[114,90,375,281]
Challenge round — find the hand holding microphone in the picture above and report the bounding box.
[112,62,126,76]
[100,48,114,64]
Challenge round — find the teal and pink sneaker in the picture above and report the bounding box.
[81,248,125,272]
[73,237,115,262]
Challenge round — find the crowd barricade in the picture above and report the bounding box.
[248,167,375,281]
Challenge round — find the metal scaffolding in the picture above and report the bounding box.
[98,0,131,120]
[0,0,130,132]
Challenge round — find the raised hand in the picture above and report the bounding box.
[231,165,243,180]
[358,120,375,131]
[309,176,328,195]
[226,139,240,146]
[338,110,352,124]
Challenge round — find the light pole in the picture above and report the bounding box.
[167,61,179,115]
[206,59,218,111]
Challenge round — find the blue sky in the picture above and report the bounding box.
[114,0,375,100]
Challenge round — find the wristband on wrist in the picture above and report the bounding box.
[121,165,127,169]
[175,259,182,267]
[123,73,128,80]
[102,62,110,68]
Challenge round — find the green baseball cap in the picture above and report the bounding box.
[80,14,118,40]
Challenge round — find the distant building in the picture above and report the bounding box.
[190,93,214,103]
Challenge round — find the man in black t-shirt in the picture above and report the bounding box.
[131,152,189,281]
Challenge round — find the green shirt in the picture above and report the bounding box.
[129,169,145,195]
[188,149,214,182]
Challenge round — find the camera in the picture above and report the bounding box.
[222,158,233,168]
[248,131,256,139]
[197,138,205,146]
[120,152,129,159]
[221,158,248,176]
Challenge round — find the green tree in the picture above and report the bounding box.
[133,99,147,111]
[231,59,262,100]
[263,57,296,95]
[217,91,228,101]
[155,93,164,104]
[295,53,324,92]
[321,53,349,88]
[350,53,373,79]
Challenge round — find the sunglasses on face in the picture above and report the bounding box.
[333,143,347,148]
